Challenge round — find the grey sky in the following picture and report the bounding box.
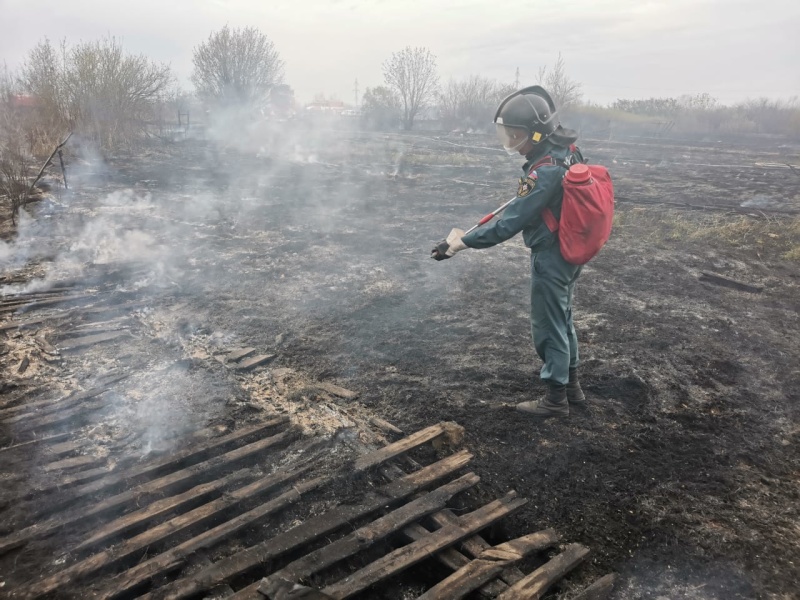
[1,0,798,105]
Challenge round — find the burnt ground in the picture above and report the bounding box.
[1,126,799,599]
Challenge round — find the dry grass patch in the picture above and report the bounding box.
[614,206,800,261]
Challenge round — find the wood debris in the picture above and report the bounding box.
[316,381,359,400]
[235,354,277,371]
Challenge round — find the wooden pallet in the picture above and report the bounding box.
[4,421,616,599]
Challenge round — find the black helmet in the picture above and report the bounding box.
[494,86,559,154]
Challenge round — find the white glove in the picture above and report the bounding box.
[445,228,468,256]
[432,228,468,260]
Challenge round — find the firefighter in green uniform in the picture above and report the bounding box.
[432,86,585,418]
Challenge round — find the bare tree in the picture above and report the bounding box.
[191,26,284,107]
[536,53,582,110]
[439,75,515,131]
[21,37,173,150]
[382,47,439,130]
[1,70,36,225]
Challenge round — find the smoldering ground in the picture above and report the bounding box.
[1,114,799,598]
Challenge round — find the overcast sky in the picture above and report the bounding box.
[1,0,798,106]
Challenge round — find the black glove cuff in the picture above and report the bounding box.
[431,240,451,260]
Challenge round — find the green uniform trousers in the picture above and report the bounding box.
[531,243,582,385]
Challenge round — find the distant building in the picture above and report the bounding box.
[9,95,39,110]
[305,99,346,115]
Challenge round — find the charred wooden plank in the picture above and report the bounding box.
[321,492,528,599]
[42,454,106,473]
[0,432,72,455]
[31,426,228,496]
[138,449,474,600]
[416,530,559,600]
[10,398,106,435]
[699,271,764,294]
[76,299,148,317]
[0,293,68,308]
[43,438,90,459]
[0,298,46,309]
[99,475,326,600]
[0,374,128,423]
[22,465,307,599]
[195,556,235,598]
[429,509,526,586]
[57,330,131,352]
[17,355,30,374]
[387,455,524,591]
[0,300,145,332]
[369,416,403,435]
[402,523,508,598]
[570,573,617,600]
[75,468,254,551]
[29,417,286,507]
[0,315,51,332]
[43,464,114,489]
[1,288,74,300]
[495,543,590,600]
[380,460,510,597]
[55,325,130,340]
[316,382,359,400]
[235,354,277,371]
[0,293,95,314]
[254,473,481,600]
[0,428,297,556]
[354,422,464,472]
[383,457,512,598]
[226,348,256,362]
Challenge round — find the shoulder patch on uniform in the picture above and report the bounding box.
[517,174,537,197]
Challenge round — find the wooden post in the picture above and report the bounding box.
[57,149,68,189]
[25,132,72,202]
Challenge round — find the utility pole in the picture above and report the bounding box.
[353,78,359,107]
[514,67,520,89]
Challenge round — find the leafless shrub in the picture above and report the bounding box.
[597,94,800,138]
[731,97,800,135]
[439,76,515,131]
[383,47,439,130]
[536,53,583,111]
[0,143,33,226]
[0,67,32,226]
[191,26,284,107]
[21,37,173,151]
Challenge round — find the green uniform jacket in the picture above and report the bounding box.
[462,141,582,252]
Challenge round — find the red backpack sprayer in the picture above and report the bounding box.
[433,162,614,265]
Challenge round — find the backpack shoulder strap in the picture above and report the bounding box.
[530,153,570,233]
[529,153,579,173]
[529,155,557,172]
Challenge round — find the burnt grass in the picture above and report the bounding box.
[3,129,800,598]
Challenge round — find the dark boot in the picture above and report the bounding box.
[567,367,587,408]
[516,382,569,418]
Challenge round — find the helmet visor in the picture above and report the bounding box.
[495,124,529,155]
